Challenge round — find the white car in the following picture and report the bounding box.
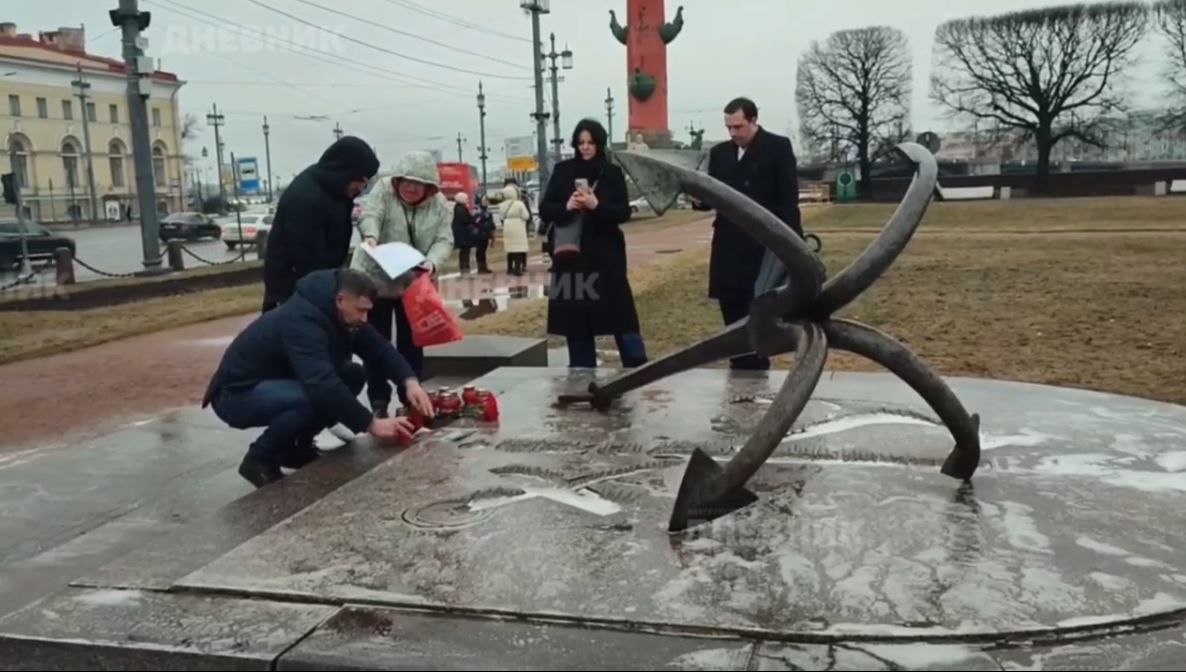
[629,196,653,214]
[218,213,273,249]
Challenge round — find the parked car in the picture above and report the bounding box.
[629,196,653,216]
[0,218,76,270]
[159,212,222,241]
[218,213,273,249]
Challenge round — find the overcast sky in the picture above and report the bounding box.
[13,0,1172,181]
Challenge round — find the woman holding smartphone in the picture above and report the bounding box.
[539,118,648,369]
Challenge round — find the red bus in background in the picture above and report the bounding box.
[436,162,480,208]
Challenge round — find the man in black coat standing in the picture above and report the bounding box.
[262,136,380,312]
[698,97,802,370]
[203,268,435,488]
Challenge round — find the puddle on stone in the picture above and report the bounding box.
[443,280,549,321]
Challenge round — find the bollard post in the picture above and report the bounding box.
[255,229,268,260]
[167,240,185,272]
[54,246,76,285]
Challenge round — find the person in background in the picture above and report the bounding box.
[202,269,435,488]
[351,151,454,418]
[499,184,531,276]
[539,118,647,369]
[695,97,801,370]
[474,193,495,274]
[261,136,380,312]
[452,192,488,274]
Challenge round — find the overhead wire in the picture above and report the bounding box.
[244,0,534,81]
[377,0,532,44]
[287,0,529,71]
[186,80,410,88]
[148,0,530,104]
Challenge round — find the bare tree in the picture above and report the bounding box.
[796,26,911,197]
[1155,0,1186,130]
[931,3,1148,192]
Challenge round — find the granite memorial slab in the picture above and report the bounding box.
[0,588,336,670]
[163,367,1186,648]
[275,606,757,671]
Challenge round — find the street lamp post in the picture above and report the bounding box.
[263,116,274,202]
[521,0,551,192]
[546,33,574,164]
[477,81,489,190]
[606,88,615,148]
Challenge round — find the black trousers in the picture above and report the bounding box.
[458,239,489,271]
[719,291,771,370]
[506,252,527,275]
[365,297,424,410]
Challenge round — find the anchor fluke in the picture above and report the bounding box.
[667,448,759,533]
[940,412,981,480]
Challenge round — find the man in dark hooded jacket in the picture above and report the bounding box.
[262,136,381,312]
[203,268,435,488]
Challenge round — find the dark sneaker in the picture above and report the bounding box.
[373,405,390,420]
[238,454,284,489]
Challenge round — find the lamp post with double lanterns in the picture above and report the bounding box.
[476,82,489,190]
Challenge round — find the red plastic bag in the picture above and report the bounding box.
[402,272,463,347]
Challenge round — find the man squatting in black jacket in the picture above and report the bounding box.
[695,97,803,370]
[203,269,436,488]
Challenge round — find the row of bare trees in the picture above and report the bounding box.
[795,1,1186,197]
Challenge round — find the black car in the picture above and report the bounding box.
[0,218,76,270]
[159,212,222,241]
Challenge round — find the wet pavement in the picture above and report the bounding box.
[1,367,1185,668]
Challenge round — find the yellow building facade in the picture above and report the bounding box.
[0,23,187,224]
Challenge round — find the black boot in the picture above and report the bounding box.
[281,439,324,470]
[372,402,390,420]
[238,453,284,489]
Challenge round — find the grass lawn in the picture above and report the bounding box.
[469,197,1186,406]
[0,211,705,366]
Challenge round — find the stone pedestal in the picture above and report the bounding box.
[3,368,1185,670]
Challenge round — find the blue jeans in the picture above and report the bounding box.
[567,333,648,368]
[211,363,366,465]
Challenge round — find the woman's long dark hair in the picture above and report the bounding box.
[571,118,608,161]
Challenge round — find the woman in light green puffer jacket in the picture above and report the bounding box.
[350,150,455,418]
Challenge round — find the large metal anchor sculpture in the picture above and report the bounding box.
[560,142,982,533]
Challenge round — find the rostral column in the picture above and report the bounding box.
[610,3,683,147]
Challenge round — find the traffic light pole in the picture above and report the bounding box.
[110,0,164,273]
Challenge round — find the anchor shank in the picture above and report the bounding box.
[710,322,827,499]
[668,323,828,531]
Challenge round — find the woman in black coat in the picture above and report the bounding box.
[451,192,489,273]
[539,118,648,368]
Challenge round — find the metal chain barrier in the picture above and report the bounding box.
[179,244,249,267]
[71,252,164,279]
[0,258,56,292]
